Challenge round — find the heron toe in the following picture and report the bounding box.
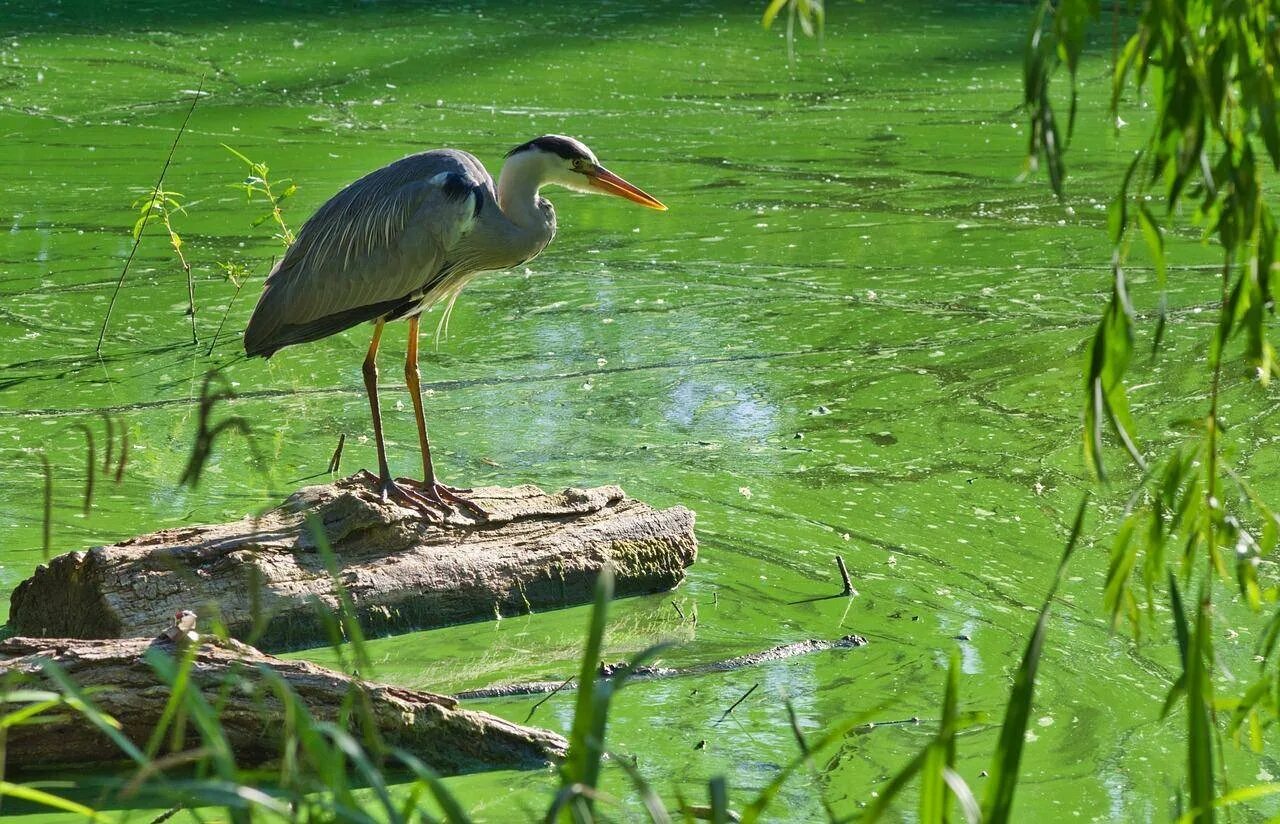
[406,478,491,522]
[375,476,449,524]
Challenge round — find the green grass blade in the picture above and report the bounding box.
[761,0,790,29]
[145,648,246,824]
[571,638,674,818]
[39,659,147,765]
[221,143,253,167]
[1175,782,1280,824]
[562,564,614,811]
[708,776,730,824]
[1159,573,1191,720]
[0,781,104,820]
[1136,203,1168,351]
[919,652,961,823]
[982,494,1089,824]
[942,768,981,824]
[1185,583,1216,824]
[0,694,66,728]
[143,641,199,758]
[740,707,885,823]
[161,780,295,818]
[144,649,235,776]
[314,721,401,824]
[306,514,374,678]
[393,748,475,824]
[860,747,929,822]
[611,750,672,824]
[0,689,61,704]
[256,667,356,810]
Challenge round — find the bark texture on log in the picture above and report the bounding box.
[0,636,566,772]
[9,472,697,651]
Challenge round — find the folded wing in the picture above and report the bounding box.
[243,151,486,358]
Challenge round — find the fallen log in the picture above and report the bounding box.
[455,635,869,699]
[9,471,697,651]
[0,635,566,772]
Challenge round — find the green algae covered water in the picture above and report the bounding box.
[1,0,1277,820]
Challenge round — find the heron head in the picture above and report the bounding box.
[505,135,667,211]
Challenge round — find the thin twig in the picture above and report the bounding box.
[836,555,854,596]
[784,700,809,756]
[851,716,927,734]
[327,433,346,474]
[206,278,243,355]
[716,683,758,725]
[170,213,197,345]
[208,257,265,356]
[671,600,686,622]
[148,805,184,824]
[96,77,204,354]
[524,676,575,724]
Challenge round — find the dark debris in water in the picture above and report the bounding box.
[456,636,869,700]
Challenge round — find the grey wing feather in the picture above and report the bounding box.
[244,150,487,357]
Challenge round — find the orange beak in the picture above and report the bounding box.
[585,165,668,211]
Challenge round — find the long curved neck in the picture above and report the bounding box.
[496,151,550,229]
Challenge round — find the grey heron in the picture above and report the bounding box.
[244,135,666,519]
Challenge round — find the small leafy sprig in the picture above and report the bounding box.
[762,0,825,65]
[206,260,253,356]
[223,144,296,247]
[96,81,203,354]
[131,188,197,344]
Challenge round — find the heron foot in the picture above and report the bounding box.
[408,478,491,522]
[374,475,449,524]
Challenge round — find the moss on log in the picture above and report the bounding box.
[9,471,697,651]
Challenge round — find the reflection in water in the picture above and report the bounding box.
[663,378,778,444]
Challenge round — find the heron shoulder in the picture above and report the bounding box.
[428,170,485,223]
[394,148,491,188]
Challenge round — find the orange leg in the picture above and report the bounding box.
[404,315,439,487]
[362,319,442,520]
[404,315,488,521]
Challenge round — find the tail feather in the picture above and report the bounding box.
[244,294,413,358]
